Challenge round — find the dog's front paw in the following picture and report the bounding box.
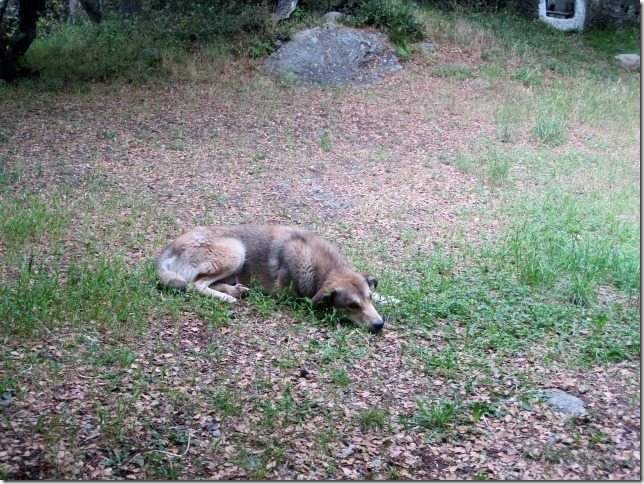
[372,293,401,306]
[220,294,239,303]
[234,284,251,299]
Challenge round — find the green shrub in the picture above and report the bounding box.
[21,2,288,87]
[350,0,426,46]
[23,14,161,86]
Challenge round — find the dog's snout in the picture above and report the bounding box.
[369,320,385,333]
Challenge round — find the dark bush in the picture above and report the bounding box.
[428,0,510,13]
[349,0,425,45]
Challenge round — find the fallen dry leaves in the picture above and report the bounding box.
[0,44,640,480]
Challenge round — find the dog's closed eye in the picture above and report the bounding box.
[347,302,361,309]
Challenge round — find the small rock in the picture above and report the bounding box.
[419,42,437,53]
[322,11,343,23]
[577,384,588,394]
[0,393,14,407]
[544,389,587,416]
[614,53,640,71]
[205,420,221,437]
[466,78,491,90]
[336,443,356,459]
[299,366,311,378]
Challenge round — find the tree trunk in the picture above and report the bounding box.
[0,0,10,28]
[272,0,298,20]
[0,0,46,81]
[78,0,101,24]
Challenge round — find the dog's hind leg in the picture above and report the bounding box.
[191,238,247,303]
[193,278,241,303]
[211,282,250,299]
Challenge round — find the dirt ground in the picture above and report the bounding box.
[0,51,640,480]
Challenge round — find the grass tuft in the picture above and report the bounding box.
[531,111,567,145]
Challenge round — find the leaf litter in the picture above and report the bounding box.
[0,47,640,479]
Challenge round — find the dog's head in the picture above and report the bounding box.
[312,271,384,333]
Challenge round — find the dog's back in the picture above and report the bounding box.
[155,224,349,296]
[267,228,350,297]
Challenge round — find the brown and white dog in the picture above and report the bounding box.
[156,224,386,333]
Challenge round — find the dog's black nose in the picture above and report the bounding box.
[369,320,384,333]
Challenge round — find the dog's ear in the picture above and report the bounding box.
[360,272,378,289]
[311,287,335,307]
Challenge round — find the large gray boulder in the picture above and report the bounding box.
[261,23,402,87]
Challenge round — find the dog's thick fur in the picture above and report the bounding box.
[156,224,385,332]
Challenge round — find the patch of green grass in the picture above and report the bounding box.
[187,291,236,329]
[311,328,353,364]
[356,406,391,431]
[545,59,576,76]
[430,63,476,80]
[207,387,244,419]
[328,367,352,387]
[578,309,640,365]
[413,343,460,378]
[0,162,23,185]
[498,189,639,304]
[0,255,163,338]
[23,15,166,88]
[319,132,332,152]
[250,384,307,430]
[468,401,500,423]
[0,192,70,248]
[511,67,542,87]
[582,26,640,57]
[143,452,186,480]
[19,2,292,89]
[404,396,460,430]
[94,345,138,368]
[233,442,286,480]
[531,110,567,145]
[384,243,638,368]
[0,354,20,399]
[454,146,516,186]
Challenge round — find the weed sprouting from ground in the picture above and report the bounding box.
[356,406,391,431]
[531,111,567,145]
[403,397,460,431]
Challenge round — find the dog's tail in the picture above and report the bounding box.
[156,247,189,290]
